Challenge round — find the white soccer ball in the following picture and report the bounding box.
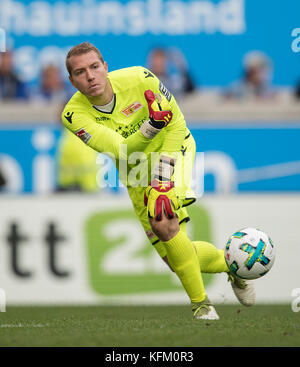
[224,227,276,280]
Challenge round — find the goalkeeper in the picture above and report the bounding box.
[62,42,255,320]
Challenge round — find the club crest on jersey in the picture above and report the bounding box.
[121,101,143,117]
[75,128,92,144]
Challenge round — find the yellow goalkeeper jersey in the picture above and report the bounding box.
[61,66,192,189]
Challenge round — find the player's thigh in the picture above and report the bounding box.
[173,132,197,205]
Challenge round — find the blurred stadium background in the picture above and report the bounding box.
[0,0,300,309]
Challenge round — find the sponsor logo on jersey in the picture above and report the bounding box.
[144,70,154,78]
[64,111,74,124]
[75,128,92,144]
[115,118,146,138]
[159,82,172,102]
[121,101,143,117]
[96,116,110,122]
[180,145,187,156]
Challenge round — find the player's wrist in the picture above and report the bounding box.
[153,156,175,182]
[139,119,162,139]
[149,117,166,129]
[150,178,174,192]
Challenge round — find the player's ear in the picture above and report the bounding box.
[69,74,75,88]
[103,61,108,74]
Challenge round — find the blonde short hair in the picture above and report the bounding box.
[66,42,104,76]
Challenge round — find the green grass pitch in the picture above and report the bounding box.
[0,304,299,347]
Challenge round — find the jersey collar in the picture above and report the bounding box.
[93,93,116,114]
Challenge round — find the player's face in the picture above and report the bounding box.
[69,51,111,101]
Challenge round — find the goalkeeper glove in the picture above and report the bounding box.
[140,90,173,139]
[145,90,172,128]
[144,179,180,221]
[144,156,180,221]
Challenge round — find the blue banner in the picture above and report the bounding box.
[191,124,300,192]
[0,123,299,194]
[1,0,300,87]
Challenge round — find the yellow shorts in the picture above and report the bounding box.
[127,132,196,258]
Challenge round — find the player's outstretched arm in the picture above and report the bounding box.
[61,90,173,160]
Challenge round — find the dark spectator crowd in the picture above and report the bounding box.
[0,50,71,103]
[1,47,300,103]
